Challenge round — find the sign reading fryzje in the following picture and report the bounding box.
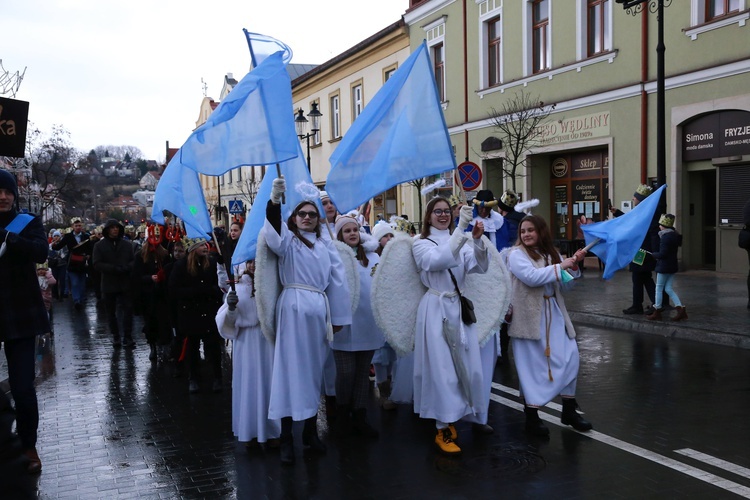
[682,110,750,162]
[0,96,30,158]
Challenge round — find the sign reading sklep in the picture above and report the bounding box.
[0,96,30,158]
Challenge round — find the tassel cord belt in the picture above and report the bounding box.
[543,294,556,381]
[283,283,333,342]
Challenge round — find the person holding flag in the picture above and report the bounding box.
[261,177,351,466]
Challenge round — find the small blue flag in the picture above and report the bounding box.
[325,40,456,213]
[151,154,213,239]
[582,184,666,280]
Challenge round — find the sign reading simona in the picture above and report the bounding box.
[0,96,30,158]
[682,110,750,162]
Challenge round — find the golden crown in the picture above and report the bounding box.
[658,213,675,228]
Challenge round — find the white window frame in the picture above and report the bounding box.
[523,0,552,76]
[330,93,341,140]
[424,15,448,108]
[575,0,613,60]
[351,82,363,121]
[478,0,503,89]
[687,0,748,39]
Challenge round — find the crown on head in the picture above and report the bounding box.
[658,213,675,228]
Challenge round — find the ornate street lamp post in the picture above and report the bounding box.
[295,102,323,172]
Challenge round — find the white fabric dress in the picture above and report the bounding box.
[508,249,580,407]
[317,220,337,397]
[412,228,489,424]
[331,251,384,352]
[215,273,280,443]
[262,220,351,421]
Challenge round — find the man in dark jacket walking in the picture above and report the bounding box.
[93,219,135,348]
[51,217,98,310]
[0,169,50,474]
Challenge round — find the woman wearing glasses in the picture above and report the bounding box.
[262,178,351,465]
[412,197,488,455]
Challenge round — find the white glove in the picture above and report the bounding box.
[271,177,286,204]
[449,225,468,258]
[457,205,474,231]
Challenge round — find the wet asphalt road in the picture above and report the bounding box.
[4,295,750,499]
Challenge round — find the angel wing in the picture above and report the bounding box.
[370,233,425,357]
[254,232,280,345]
[463,235,512,347]
[332,239,360,313]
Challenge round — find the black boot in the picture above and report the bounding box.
[325,396,337,422]
[149,344,157,361]
[351,408,379,438]
[280,417,294,465]
[561,398,593,432]
[302,417,327,454]
[524,406,549,437]
[335,405,351,437]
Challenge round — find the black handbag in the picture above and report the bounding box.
[448,269,477,325]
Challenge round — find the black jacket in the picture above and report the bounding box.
[51,230,95,273]
[652,228,682,274]
[92,220,134,294]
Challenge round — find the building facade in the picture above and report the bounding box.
[404,0,750,273]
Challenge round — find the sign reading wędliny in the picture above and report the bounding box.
[538,111,610,146]
[0,96,29,158]
[682,110,750,162]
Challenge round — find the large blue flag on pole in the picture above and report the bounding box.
[582,184,667,280]
[231,141,322,266]
[178,49,298,174]
[325,40,456,213]
[243,30,293,68]
[151,154,213,238]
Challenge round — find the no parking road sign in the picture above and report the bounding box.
[455,161,482,191]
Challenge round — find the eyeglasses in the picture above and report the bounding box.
[432,209,451,216]
[297,210,319,219]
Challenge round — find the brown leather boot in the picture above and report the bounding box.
[646,307,663,321]
[671,306,688,321]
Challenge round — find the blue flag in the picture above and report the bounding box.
[325,40,456,213]
[151,154,213,238]
[178,50,298,175]
[231,142,324,266]
[244,30,293,68]
[582,184,666,280]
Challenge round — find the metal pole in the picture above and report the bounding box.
[306,134,312,172]
[656,0,665,189]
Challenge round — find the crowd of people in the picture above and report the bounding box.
[10,169,723,480]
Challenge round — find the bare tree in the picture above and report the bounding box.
[0,59,26,98]
[232,170,262,211]
[488,90,556,192]
[408,177,426,222]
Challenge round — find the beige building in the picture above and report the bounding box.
[404,0,750,273]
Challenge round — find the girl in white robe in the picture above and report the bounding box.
[215,261,280,447]
[331,217,384,438]
[412,197,488,455]
[262,181,351,465]
[507,214,593,437]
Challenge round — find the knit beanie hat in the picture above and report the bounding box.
[371,220,394,243]
[0,169,18,199]
[334,215,359,237]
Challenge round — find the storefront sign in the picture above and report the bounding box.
[539,111,610,146]
[0,96,29,158]
[683,110,750,161]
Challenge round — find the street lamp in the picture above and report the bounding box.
[295,102,323,172]
[615,0,671,190]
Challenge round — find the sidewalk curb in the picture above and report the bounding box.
[570,312,750,350]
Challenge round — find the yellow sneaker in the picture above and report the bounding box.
[435,428,461,455]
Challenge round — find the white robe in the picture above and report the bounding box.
[331,251,385,352]
[508,249,580,407]
[412,228,489,424]
[262,220,352,421]
[317,220,338,396]
[215,274,280,443]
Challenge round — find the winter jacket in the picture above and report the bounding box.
[92,219,134,293]
[652,228,682,275]
[51,230,95,273]
[168,256,223,337]
[0,210,51,340]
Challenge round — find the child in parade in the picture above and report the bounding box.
[36,262,57,330]
[646,214,687,321]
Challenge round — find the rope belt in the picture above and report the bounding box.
[428,288,467,347]
[543,294,555,381]
[284,283,333,342]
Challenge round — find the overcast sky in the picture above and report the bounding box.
[2,0,408,163]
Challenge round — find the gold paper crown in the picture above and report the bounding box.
[181,235,208,252]
[125,225,135,232]
[70,217,82,225]
[447,194,463,208]
[500,190,518,209]
[636,184,653,197]
[658,213,675,228]
[36,262,49,270]
[137,224,147,234]
[393,217,414,234]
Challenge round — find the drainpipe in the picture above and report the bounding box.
[640,9,648,184]
[463,0,470,169]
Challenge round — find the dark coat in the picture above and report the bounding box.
[92,220,134,294]
[628,212,659,272]
[0,211,51,340]
[652,228,682,274]
[168,256,222,337]
[51,230,95,273]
